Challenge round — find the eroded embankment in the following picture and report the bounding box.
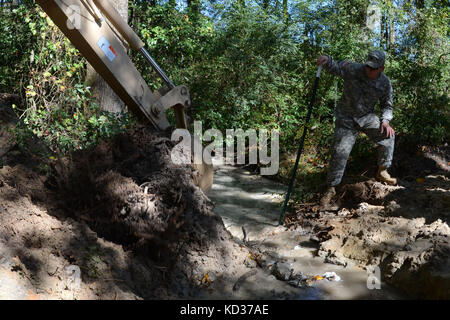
[289,147,450,299]
[0,95,254,299]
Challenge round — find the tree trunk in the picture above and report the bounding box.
[380,11,385,49]
[187,0,201,20]
[389,8,395,49]
[415,0,425,9]
[283,0,288,27]
[366,3,380,32]
[86,0,128,113]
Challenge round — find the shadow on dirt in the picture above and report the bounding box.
[1,95,253,299]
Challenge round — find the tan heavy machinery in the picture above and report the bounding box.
[35,0,213,192]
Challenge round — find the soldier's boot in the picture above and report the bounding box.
[319,186,340,211]
[376,166,397,185]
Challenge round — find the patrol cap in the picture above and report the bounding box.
[365,50,386,69]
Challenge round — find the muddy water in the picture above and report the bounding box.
[206,162,407,300]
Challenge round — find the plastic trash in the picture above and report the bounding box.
[323,271,341,282]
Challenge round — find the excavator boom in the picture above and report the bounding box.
[36,0,188,130]
[35,0,213,192]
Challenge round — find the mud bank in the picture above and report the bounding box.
[289,148,450,299]
[0,94,254,299]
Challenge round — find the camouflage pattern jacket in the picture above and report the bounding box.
[324,55,394,125]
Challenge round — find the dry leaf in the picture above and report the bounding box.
[201,273,211,285]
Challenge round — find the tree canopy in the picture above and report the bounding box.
[0,0,448,155]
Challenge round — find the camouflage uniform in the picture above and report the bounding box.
[323,54,395,187]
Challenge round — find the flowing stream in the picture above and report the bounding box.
[207,162,407,300]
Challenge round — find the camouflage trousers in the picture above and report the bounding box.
[327,112,395,187]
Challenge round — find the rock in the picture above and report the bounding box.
[356,202,384,215]
[324,254,348,267]
[261,259,276,270]
[385,200,401,214]
[208,272,217,282]
[244,255,257,268]
[287,272,307,287]
[271,262,293,281]
[338,208,350,217]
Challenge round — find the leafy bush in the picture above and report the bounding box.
[0,0,447,161]
[0,2,132,154]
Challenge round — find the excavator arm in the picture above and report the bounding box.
[36,0,187,130]
[36,0,213,191]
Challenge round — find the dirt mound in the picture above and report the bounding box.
[1,94,253,299]
[338,180,391,207]
[317,207,449,299]
[0,164,48,203]
[290,148,450,299]
[54,126,228,256]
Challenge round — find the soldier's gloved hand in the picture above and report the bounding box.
[317,55,328,66]
[381,121,395,138]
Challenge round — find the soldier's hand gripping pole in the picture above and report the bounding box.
[278,64,323,226]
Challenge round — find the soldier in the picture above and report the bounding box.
[318,50,397,210]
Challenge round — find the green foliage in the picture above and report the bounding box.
[387,5,449,144]
[0,0,448,160]
[12,102,132,153]
[0,2,132,154]
[129,0,448,154]
[131,2,317,149]
[188,4,306,136]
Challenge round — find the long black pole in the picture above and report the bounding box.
[278,65,323,225]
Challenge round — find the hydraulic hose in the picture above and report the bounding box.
[92,0,144,51]
[92,0,175,90]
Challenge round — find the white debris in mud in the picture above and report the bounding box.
[323,272,341,282]
[338,208,350,217]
